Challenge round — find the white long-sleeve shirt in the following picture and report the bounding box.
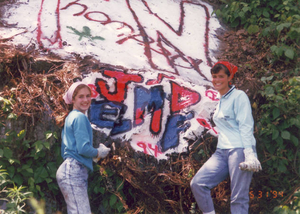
[213,86,256,149]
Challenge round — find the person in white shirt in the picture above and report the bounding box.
[190,61,262,214]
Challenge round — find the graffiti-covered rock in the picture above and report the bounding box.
[82,69,218,159]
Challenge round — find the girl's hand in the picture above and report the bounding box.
[239,148,262,172]
[93,143,111,163]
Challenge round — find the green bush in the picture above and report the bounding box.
[0,167,33,214]
[273,190,300,213]
[0,129,61,198]
[214,0,300,62]
[0,97,17,126]
[89,165,127,213]
[258,75,300,190]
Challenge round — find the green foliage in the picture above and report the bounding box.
[0,127,123,212]
[5,184,33,214]
[0,167,9,187]
[0,129,62,198]
[89,165,127,213]
[265,14,300,61]
[28,198,46,214]
[258,75,300,190]
[0,97,14,114]
[0,97,17,126]
[214,0,300,62]
[273,190,300,213]
[0,167,33,214]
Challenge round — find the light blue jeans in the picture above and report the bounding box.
[56,158,91,214]
[190,148,253,214]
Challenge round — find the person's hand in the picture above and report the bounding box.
[93,143,111,163]
[239,147,262,172]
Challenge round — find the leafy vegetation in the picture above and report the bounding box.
[0,167,33,213]
[258,75,300,196]
[0,128,61,198]
[89,165,127,213]
[273,190,300,213]
[214,0,300,62]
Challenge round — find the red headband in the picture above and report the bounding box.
[213,61,238,76]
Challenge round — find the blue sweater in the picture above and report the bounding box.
[213,86,256,149]
[61,109,98,171]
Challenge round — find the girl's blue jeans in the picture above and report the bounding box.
[190,148,253,214]
[56,157,91,214]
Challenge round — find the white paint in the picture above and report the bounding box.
[1,0,221,84]
[0,0,222,159]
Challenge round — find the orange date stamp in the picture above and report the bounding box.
[249,190,284,199]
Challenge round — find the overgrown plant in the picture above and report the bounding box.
[0,129,62,199]
[5,184,33,214]
[257,75,300,194]
[214,0,300,62]
[89,165,127,213]
[0,96,17,126]
[0,167,9,201]
[1,94,63,201]
[0,167,33,214]
[273,189,300,213]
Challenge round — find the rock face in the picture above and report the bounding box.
[1,0,222,158]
